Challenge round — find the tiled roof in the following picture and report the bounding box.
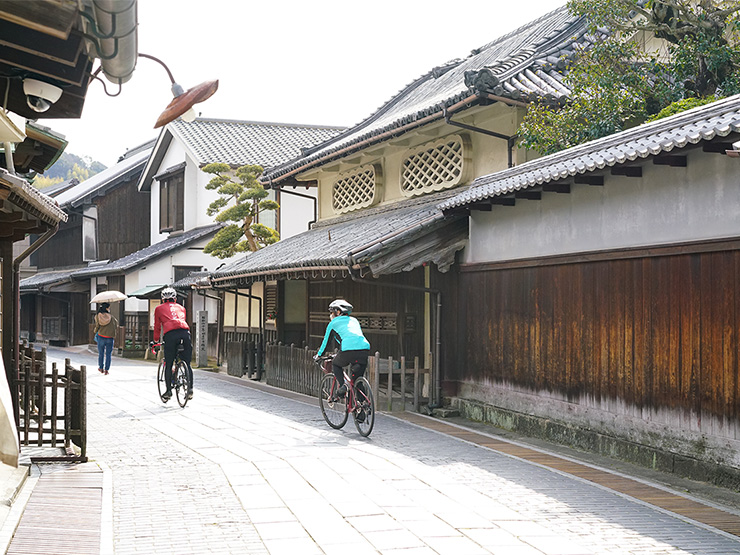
[20,268,80,291]
[54,146,153,209]
[168,118,346,168]
[210,190,464,284]
[262,5,588,185]
[73,224,222,277]
[0,168,66,224]
[439,94,740,210]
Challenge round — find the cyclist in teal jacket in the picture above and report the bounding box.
[315,299,371,397]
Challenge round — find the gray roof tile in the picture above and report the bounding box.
[262,6,588,184]
[439,94,740,210]
[168,118,346,168]
[210,190,463,284]
[73,224,222,277]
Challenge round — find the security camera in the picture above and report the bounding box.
[22,78,62,113]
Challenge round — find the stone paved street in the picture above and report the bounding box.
[39,347,740,554]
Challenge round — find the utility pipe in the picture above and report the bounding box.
[266,90,530,189]
[348,272,443,408]
[274,185,318,229]
[443,107,517,168]
[265,93,482,187]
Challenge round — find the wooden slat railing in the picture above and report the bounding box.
[264,343,431,411]
[18,342,87,461]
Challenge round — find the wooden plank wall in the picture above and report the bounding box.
[307,269,426,361]
[459,250,740,420]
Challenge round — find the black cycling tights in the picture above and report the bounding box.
[332,349,370,386]
[163,328,193,390]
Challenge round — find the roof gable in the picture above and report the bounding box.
[138,118,345,191]
[53,146,153,209]
[263,6,587,185]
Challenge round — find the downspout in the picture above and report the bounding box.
[197,289,222,366]
[348,269,443,409]
[443,107,517,168]
[273,183,318,229]
[12,225,58,422]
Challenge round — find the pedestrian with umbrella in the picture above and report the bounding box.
[91,291,126,375]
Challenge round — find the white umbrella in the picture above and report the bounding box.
[90,290,127,304]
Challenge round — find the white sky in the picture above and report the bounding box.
[40,0,566,168]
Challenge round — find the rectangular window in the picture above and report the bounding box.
[159,171,184,233]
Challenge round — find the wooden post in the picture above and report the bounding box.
[36,357,44,446]
[23,349,30,444]
[64,359,71,448]
[51,363,58,447]
[372,352,380,406]
[387,356,393,412]
[413,356,420,413]
[400,356,406,411]
[80,365,87,459]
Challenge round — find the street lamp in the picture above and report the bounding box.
[139,53,218,128]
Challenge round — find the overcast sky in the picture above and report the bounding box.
[40,0,566,168]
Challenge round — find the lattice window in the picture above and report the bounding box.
[401,135,469,196]
[332,164,381,214]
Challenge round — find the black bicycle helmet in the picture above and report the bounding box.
[328,299,353,314]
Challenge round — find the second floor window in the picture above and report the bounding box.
[159,171,184,233]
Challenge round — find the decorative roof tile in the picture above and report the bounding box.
[263,6,589,185]
[439,94,740,211]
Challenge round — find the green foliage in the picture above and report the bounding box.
[519,0,740,155]
[32,151,106,188]
[201,163,280,258]
[646,95,719,122]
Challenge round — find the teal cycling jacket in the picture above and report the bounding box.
[317,315,370,356]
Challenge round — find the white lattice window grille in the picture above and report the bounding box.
[401,134,469,196]
[332,164,382,214]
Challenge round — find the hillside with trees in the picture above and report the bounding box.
[32,151,107,190]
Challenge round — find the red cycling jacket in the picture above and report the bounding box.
[153,301,190,342]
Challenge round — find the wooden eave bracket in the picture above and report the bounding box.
[574,175,604,186]
[653,154,687,167]
[611,166,642,177]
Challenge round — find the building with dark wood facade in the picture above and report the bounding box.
[20,142,153,346]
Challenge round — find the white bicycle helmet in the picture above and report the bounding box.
[328,299,353,314]
[161,287,177,301]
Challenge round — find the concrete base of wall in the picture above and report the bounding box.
[452,397,740,491]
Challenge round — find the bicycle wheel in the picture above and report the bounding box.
[175,361,192,408]
[353,377,375,437]
[156,360,168,402]
[319,373,348,429]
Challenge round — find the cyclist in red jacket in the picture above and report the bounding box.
[153,287,193,402]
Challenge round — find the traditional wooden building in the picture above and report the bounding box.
[20,142,153,345]
[209,7,590,401]
[129,118,345,356]
[439,95,740,484]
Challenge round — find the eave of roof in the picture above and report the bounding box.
[0,168,66,224]
[439,94,740,211]
[261,6,586,187]
[73,223,222,277]
[209,190,465,286]
[54,147,153,209]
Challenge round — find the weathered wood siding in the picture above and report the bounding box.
[307,269,426,361]
[96,183,150,261]
[458,247,740,421]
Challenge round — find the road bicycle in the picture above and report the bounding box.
[316,354,375,437]
[150,341,193,407]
